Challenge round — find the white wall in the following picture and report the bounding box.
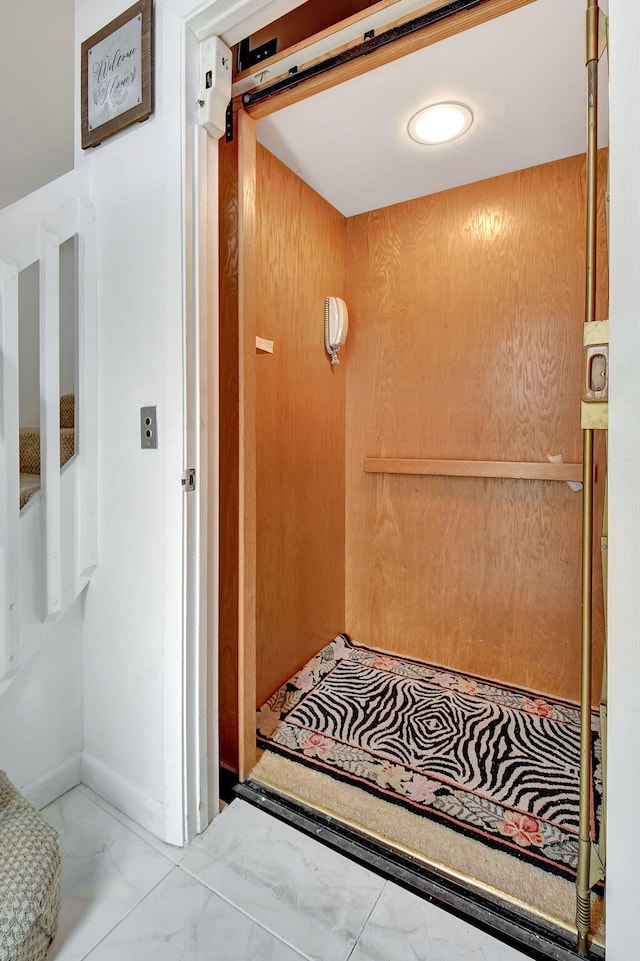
[606,1,640,957]
[74,0,306,851]
[59,238,79,404]
[17,263,40,428]
[0,0,82,809]
[2,0,77,429]
[19,239,78,428]
[0,0,74,211]
[75,0,187,844]
[0,594,84,809]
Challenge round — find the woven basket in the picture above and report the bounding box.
[0,772,61,961]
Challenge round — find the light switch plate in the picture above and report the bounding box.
[141,406,158,449]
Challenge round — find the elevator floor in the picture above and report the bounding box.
[252,634,604,951]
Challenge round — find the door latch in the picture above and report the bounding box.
[182,468,196,492]
[584,344,608,402]
[581,319,608,429]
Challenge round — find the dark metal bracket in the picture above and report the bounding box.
[237,35,278,73]
[225,101,234,142]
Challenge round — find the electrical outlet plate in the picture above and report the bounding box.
[141,406,158,449]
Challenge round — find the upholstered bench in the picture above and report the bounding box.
[0,772,61,961]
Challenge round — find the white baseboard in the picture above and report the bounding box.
[22,754,82,810]
[81,751,165,839]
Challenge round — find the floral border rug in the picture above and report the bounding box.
[257,635,602,880]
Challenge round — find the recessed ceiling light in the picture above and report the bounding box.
[408,102,473,145]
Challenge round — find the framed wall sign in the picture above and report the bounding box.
[81,0,153,149]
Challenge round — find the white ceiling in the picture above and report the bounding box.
[255,0,609,218]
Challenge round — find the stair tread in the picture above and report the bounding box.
[19,427,75,474]
[19,474,41,509]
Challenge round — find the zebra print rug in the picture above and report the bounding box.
[257,635,602,880]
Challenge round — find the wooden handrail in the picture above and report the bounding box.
[364,457,583,482]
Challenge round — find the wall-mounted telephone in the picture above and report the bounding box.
[324,297,348,365]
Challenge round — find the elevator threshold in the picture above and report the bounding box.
[236,775,604,961]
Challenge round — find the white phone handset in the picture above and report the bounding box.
[324,297,348,365]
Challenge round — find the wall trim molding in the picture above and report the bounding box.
[81,752,165,840]
[22,753,82,811]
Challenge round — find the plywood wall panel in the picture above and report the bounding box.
[344,152,608,702]
[237,110,258,779]
[218,110,260,778]
[218,125,241,771]
[254,145,346,707]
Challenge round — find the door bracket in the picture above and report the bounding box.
[589,841,605,888]
[182,468,196,492]
[598,10,608,60]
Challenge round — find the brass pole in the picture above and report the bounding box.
[598,455,608,872]
[576,1,599,954]
[577,432,594,954]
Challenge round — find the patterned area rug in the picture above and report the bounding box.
[257,635,602,880]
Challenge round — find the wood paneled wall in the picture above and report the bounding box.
[254,144,347,707]
[221,145,607,762]
[344,152,608,702]
[218,109,260,776]
[218,121,240,770]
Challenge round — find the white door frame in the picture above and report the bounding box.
[176,0,309,843]
[182,23,215,840]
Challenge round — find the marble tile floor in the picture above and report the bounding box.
[41,785,531,961]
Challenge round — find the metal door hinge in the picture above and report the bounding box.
[590,841,606,887]
[182,468,196,492]
[599,10,608,60]
[586,6,608,63]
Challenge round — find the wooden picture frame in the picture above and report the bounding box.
[81,0,153,149]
